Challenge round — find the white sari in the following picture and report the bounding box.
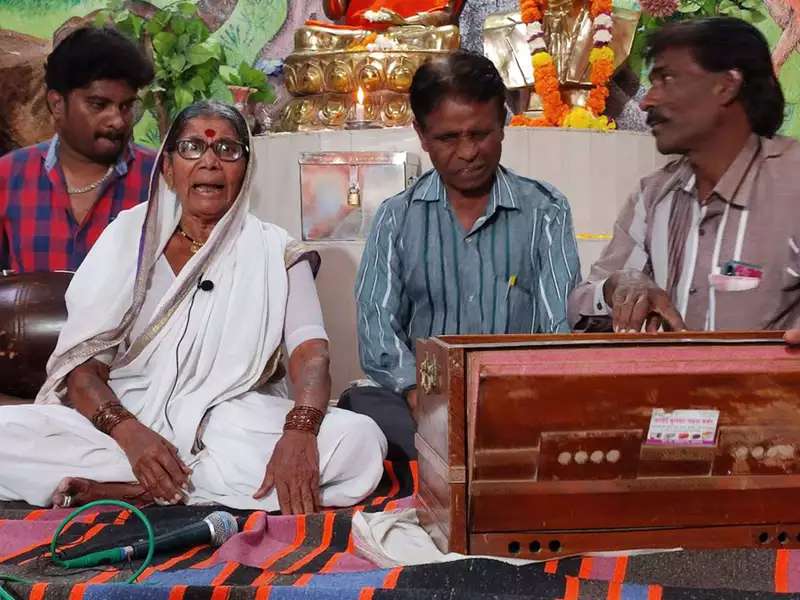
[0,125,386,508]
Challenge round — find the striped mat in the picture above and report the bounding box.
[2,461,800,599]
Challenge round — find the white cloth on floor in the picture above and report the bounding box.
[351,509,533,567]
[351,509,681,567]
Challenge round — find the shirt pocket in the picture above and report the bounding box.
[493,276,535,334]
[713,246,791,329]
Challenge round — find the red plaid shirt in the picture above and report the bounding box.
[0,136,155,272]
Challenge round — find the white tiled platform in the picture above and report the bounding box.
[251,127,668,396]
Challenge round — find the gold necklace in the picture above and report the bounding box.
[66,165,114,195]
[176,225,206,254]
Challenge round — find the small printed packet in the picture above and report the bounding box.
[722,260,763,279]
[709,260,763,292]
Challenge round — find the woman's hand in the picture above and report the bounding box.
[112,419,192,504]
[254,430,320,514]
[66,359,190,503]
[254,337,329,514]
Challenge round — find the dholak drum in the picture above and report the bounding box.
[0,271,72,399]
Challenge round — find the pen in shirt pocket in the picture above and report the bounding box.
[504,275,517,301]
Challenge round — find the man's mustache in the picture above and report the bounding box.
[646,110,668,127]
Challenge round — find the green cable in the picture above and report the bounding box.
[0,588,15,600]
[0,500,155,598]
[0,584,18,600]
[49,500,155,584]
[0,574,34,599]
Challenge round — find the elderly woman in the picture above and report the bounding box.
[0,101,386,513]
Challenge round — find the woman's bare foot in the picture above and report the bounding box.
[51,477,154,508]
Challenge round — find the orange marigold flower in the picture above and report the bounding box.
[587,85,610,115]
[590,0,612,17]
[533,58,568,125]
[590,58,615,85]
[520,0,542,22]
[509,114,554,128]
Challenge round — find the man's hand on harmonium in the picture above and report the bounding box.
[784,330,800,345]
[604,269,687,333]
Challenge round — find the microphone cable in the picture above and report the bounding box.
[0,499,156,599]
[50,500,155,583]
[163,275,212,431]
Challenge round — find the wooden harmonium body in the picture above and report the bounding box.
[414,331,800,559]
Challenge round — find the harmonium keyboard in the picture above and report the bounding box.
[413,331,800,559]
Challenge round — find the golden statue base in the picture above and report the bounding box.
[277,91,414,132]
[274,24,460,132]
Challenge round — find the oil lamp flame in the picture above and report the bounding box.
[354,87,366,121]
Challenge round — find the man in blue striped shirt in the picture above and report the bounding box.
[339,51,580,459]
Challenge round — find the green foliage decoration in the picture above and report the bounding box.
[219,62,276,104]
[630,0,765,77]
[99,0,274,139]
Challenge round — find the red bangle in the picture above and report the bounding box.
[284,405,325,435]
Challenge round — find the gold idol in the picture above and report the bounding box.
[483,1,640,114]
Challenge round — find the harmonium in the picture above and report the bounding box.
[414,331,800,559]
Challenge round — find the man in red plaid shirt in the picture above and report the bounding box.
[0,26,155,272]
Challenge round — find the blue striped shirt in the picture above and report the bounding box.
[355,166,581,393]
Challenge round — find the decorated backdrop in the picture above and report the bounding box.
[0,0,322,151]
[1,0,800,144]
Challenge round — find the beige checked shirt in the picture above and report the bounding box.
[568,135,800,331]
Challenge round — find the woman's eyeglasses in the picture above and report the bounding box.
[174,137,248,162]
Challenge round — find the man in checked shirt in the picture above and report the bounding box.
[568,17,800,334]
[0,26,155,273]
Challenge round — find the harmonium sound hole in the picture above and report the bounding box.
[528,540,541,553]
[507,541,521,554]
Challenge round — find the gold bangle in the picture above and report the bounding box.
[90,402,135,436]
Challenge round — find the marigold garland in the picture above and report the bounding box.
[562,106,616,130]
[514,0,616,130]
[529,51,568,125]
[590,0,613,16]
[520,0,543,23]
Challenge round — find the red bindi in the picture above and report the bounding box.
[204,128,216,139]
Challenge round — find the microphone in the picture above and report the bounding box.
[198,279,214,292]
[58,511,238,568]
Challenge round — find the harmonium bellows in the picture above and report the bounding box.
[414,331,800,559]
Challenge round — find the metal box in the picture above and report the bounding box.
[299,151,420,241]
